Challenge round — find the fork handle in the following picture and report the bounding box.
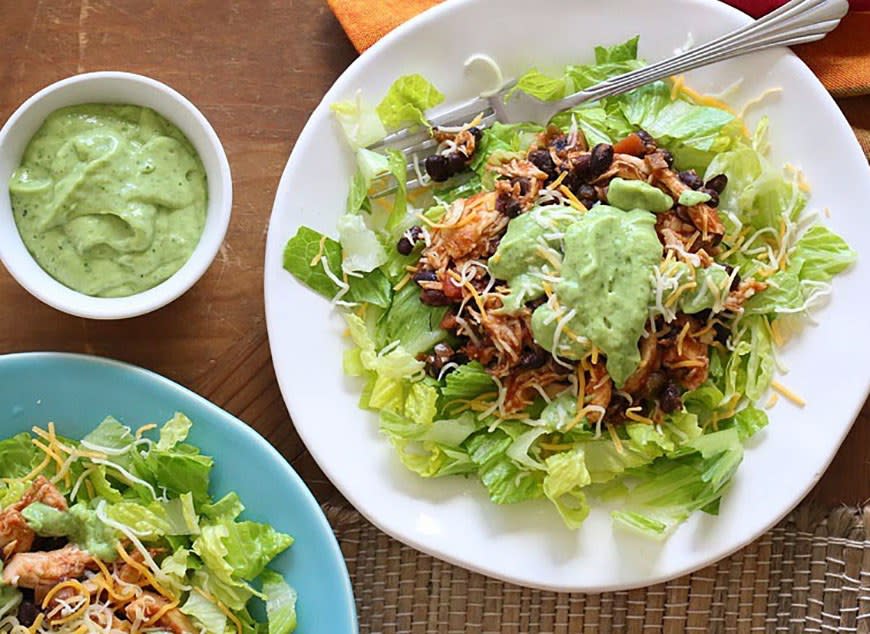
[553,0,848,110]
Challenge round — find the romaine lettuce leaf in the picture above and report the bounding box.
[156,413,193,451]
[376,74,444,130]
[337,214,388,274]
[181,591,227,634]
[724,315,775,402]
[440,361,497,405]
[0,433,40,480]
[331,93,387,148]
[543,448,591,528]
[261,569,298,634]
[374,283,448,357]
[282,226,392,307]
[470,122,544,175]
[221,519,294,580]
[790,224,856,283]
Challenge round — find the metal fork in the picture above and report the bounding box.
[368,0,847,194]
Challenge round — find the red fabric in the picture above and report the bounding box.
[727,0,870,18]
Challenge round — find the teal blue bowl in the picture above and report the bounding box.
[0,352,357,634]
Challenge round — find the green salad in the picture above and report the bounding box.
[284,37,856,535]
[0,415,296,633]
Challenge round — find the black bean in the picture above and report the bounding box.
[589,143,614,176]
[420,288,452,306]
[526,296,548,310]
[659,148,675,168]
[17,602,39,627]
[396,237,413,255]
[695,308,713,322]
[527,149,558,180]
[512,177,531,196]
[413,269,437,282]
[568,153,593,185]
[496,193,522,218]
[705,173,728,194]
[700,187,719,207]
[424,154,451,182]
[519,347,549,370]
[713,322,731,345]
[660,382,683,413]
[552,137,568,152]
[678,170,703,189]
[645,370,667,397]
[447,151,467,175]
[469,126,483,144]
[576,184,598,208]
[723,264,741,292]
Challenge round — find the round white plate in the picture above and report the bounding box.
[265,0,870,591]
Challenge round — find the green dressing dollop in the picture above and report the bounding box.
[531,205,662,386]
[606,177,673,213]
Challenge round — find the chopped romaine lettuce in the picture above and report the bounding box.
[377,74,444,130]
[331,92,387,148]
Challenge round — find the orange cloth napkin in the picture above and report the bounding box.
[326,0,870,98]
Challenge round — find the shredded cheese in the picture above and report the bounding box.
[670,74,736,112]
[607,424,624,453]
[114,545,173,601]
[738,87,783,120]
[392,273,411,291]
[144,599,180,627]
[666,359,707,369]
[557,185,586,211]
[309,235,327,267]
[765,392,780,409]
[42,580,88,609]
[625,407,655,425]
[665,281,697,308]
[194,589,242,634]
[675,321,692,357]
[771,380,806,407]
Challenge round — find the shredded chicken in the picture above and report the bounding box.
[0,476,68,559]
[489,159,548,209]
[661,316,711,390]
[125,592,196,634]
[2,545,95,589]
[502,362,569,413]
[621,333,662,395]
[421,192,506,274]
[594,153,650,183]
[724,278,769,312]
[655,211,715,265]
[650,158,725,240]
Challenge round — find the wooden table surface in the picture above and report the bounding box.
[1,0,867,509]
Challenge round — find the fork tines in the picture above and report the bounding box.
[368,98,497,198]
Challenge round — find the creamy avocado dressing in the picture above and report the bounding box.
[9,104,207,297]
[531,206,662,386]
[606,177,674,213]
[487,205,580,312]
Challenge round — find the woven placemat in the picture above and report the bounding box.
[325,505,870,633]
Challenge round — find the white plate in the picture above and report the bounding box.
[265,0,870,591]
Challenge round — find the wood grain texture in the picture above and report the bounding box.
[0,0,866,509]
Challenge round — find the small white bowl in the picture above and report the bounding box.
[0,71,232,319]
